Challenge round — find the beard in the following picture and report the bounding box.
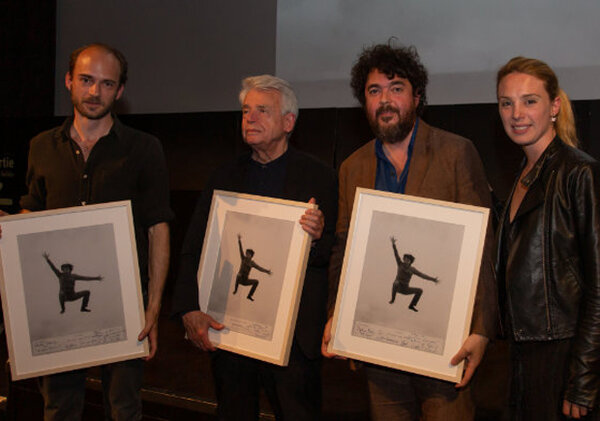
[71,92,116,120]
[368,104,417,144]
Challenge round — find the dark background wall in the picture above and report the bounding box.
[0,0,56,211]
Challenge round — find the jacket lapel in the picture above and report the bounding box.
[362,140,377,189]
[513,138,561,219]
[282,147,300,199]
[405,121,431,195]
[230,155,250,192]
[514,181,545,219]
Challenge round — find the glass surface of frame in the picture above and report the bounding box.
[198,190,314,366]
[0,201,148,380]
[329,188,489,382]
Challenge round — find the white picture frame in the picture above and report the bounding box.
[329,188,489,382]
[198,190,314,366]
[0,201,148,380]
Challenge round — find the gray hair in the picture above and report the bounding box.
[239,74,299,118]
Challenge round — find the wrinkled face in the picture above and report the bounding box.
[364,69,420,144]
[497,72,560,152]
[241,89,295,154]
[65,47,124,120]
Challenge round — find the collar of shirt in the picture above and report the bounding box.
[58,114,123,145]
[244,148,289,197]
[520,135,560,188]
[374,118,419,193]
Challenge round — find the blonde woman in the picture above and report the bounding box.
[496,56,600,420]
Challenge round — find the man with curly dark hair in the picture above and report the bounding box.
[322,42,496,420]
[350,44,428,117]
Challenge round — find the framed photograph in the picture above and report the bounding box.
[329,188,489,382]
[198,190,314,366]
[0,201,148,380]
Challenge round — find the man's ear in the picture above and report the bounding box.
[283,112,296,134]
[65,72,73,91]
[413,93,421,109]
[551,95,561,120]
[115,84,125,101]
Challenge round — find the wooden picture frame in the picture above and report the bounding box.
[198,190,314,366]
[0,201,148,380]
[329,188,489,382]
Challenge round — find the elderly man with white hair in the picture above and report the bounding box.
[172,74,337,420]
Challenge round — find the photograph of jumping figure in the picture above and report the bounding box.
[43,252,103,313]
[389,236,439,312]
[233,234,272,301]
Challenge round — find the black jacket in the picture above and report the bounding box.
[172,147,337,360]
[496,138,600,408]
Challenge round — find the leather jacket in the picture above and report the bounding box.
[496,137,600,408]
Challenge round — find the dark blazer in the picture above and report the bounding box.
[172,146,337,359]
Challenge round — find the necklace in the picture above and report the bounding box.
[70,124,100,158]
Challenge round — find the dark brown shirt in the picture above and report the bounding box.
[21,116,173,287]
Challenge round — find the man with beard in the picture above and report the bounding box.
[322,43,496,420]
[19,44,173,419]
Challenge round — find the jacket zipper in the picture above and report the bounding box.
[541,170,555,334]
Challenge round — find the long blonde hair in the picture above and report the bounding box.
[497,56,578,148]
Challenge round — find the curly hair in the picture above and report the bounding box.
[350,43,428,116]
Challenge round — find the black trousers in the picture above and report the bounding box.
[211,342,321,421]
[510,338,599,421]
